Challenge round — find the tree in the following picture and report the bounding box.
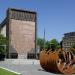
[37,38,60,51]
[0,34,7,55]
[45,41,50,50]
[37,38,45,50]
[50,39,60,50]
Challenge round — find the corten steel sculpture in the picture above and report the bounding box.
[39,47,75,74]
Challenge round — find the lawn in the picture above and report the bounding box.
[0,68,21,75]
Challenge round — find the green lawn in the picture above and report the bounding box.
[0,68,21,75]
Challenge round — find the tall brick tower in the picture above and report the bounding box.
[0,8,37,59]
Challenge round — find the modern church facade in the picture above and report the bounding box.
[0,8,37,59]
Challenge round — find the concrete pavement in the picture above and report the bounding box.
[0,59,58,75]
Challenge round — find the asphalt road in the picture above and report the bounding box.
[0,61,58,75]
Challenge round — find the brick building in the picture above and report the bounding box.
[0,8,37,59]
[62,32,75,50]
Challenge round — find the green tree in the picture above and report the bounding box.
[45,41,50,50]
[0,34,7,55]
[37,38,45,50]
[50,39,60,50]
[37,38,60,51]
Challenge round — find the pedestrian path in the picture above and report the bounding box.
[0,59,56,75]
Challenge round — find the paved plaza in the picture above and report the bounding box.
[0,59,57,75]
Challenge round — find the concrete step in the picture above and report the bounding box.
[5,59,40,65]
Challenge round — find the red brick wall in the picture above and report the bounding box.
[9,19,35,58]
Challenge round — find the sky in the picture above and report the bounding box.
[0,0,75,42]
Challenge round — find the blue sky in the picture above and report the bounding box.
[0,0,75,42]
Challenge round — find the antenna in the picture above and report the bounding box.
[44,28,45,50]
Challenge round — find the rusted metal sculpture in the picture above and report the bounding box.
[39,48,75,74]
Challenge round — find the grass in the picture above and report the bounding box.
[0,68,21,75]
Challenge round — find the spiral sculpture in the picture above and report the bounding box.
[39,48,75,74]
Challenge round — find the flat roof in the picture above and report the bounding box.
[8,8,37,14]
[64,32,75,35]
[0,8,37,28]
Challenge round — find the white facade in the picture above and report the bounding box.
[1,25,6,37]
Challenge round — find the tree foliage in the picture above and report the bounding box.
[0,34,7,55]
[37,38,45,50]
[45,41,50,50]
[50,39,60,50]
[37,38,60,51]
